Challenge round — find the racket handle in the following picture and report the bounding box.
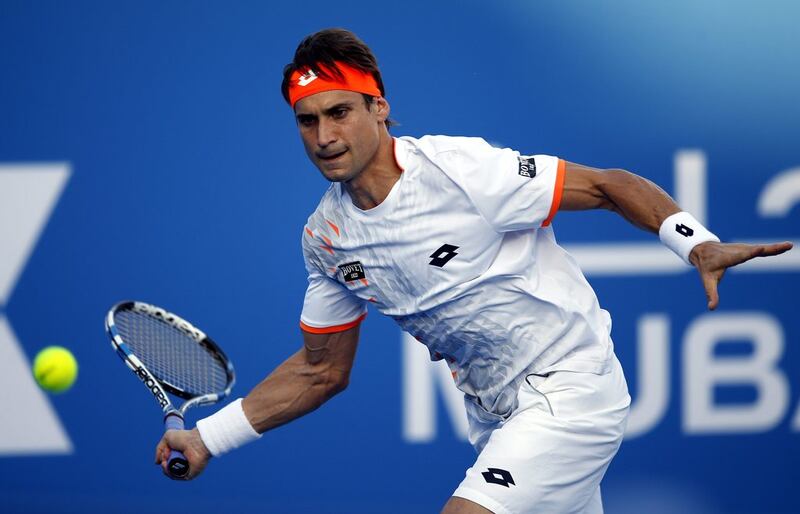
[164,412,190,478]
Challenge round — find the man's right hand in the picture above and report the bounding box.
[155,427,211,480]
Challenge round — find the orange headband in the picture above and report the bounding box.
[287,61,382,108]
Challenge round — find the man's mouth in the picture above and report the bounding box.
[318,149,347,161]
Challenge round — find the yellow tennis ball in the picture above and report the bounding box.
[33,346,78,393]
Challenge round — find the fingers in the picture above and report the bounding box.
[692,240,792,310]
[159,449,189,481]
[155,431,181,464]
[154,438,167,465]
[156,440,179,479]
[752,241,793,258]
[155,433,182,473]
[161,432,185,479]
[163,430,178,448]
[155,428,209,481]
[741,241,792,262]
[701,271,720,310]
[163,430,190,454]
[700,241,794,271]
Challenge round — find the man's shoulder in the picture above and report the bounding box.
[400,134,493,158]
[400,135,504,185]
[307,183,339,217]
[302,184,340,241]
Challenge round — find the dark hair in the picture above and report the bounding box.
[281,28,397,127]
[281,28,385,102]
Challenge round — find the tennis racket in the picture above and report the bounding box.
[105,301,235,478]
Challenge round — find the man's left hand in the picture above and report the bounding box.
[689,241,794,310]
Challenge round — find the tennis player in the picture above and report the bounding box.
[156,28,792,513]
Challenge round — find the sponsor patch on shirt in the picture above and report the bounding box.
[518,156,536,178]
[338,261,366,282]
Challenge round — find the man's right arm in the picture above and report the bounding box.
[242,324,361,433]
[155,324,360,479]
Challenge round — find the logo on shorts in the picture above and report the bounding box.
[429,244,459,268]
[518,156,536,178]
[482,468,515,488]
[338,261,366,282]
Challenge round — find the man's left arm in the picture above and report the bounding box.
[559,161,793,310]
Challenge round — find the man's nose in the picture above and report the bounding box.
[316,118,337,148]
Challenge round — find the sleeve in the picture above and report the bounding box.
[436,137,565,232]
[299,228,367,334]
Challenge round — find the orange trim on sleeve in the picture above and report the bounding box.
[541,159,566,228]
[299,312,367,334]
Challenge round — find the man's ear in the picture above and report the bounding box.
[373,96,390,123]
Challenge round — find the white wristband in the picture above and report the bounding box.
[196,398,261,457]
[659,211,719,265]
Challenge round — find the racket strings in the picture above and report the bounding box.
[115,310,229,396]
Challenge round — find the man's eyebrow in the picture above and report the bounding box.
[321,102,354,115]
[296,102,355,121]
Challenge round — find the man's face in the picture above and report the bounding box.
[294,90,387,183]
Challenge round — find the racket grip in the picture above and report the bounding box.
[164,413,190,478]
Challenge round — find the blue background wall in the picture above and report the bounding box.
[1,1,798,513]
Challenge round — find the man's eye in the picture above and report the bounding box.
[298,117,315,127]
[332,109,348,119]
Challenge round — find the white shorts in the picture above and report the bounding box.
[453,354,630,514]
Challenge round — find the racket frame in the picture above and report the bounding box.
[105,300,236,477]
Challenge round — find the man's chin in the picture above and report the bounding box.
[318,166,354,183]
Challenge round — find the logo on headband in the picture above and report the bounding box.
[287,61,382,107]
[297,69,318,87]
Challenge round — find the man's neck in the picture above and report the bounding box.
[343,130,402,211]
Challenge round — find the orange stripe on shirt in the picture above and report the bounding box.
[299,312,367,334]
[325,219,340,237]
[541,159,566,228]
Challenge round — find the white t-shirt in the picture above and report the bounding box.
[300,135,614,419]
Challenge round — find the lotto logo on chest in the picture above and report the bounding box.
[338,261,366,282]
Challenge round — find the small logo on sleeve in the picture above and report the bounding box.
[482,468,515,488]
[338,261,366,282]
[518,156,536,178]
